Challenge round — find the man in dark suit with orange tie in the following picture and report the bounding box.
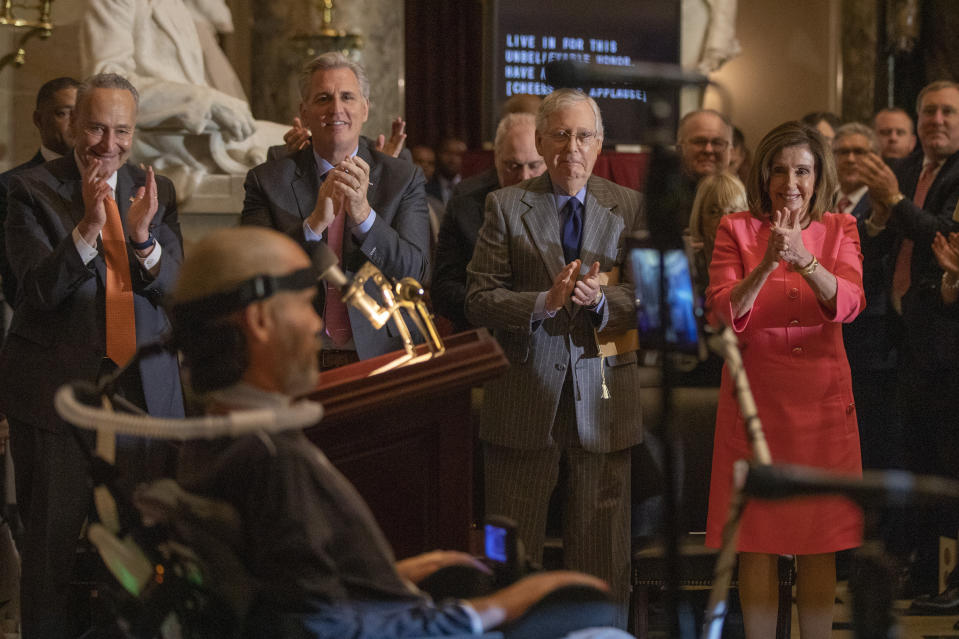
[241,52,429,367]
[0,73,184,639]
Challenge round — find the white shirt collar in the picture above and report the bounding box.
[839,185,869,212]
[39,145,63,162]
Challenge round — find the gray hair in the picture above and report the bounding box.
[916,80,959,113]
[494,112,536,157]
[536,89,604,140]
[76,73,139,111]
[299,52,370,101]
[833,122,880,153]
[677,109,732,142]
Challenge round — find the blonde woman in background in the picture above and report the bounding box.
[689,172,748,277]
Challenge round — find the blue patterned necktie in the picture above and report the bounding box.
[561,197,583,264]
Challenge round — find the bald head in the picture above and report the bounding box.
[172,227,321,396]
[501,93,543,118]
[174,227,310,305]
[677,110,733,181]
[494,113,545,187]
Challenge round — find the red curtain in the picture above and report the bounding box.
[404,0,484,150]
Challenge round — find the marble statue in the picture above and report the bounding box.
[80,0,289,199]
[697,0,742,75]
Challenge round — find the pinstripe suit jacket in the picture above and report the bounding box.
[466,173,644,453]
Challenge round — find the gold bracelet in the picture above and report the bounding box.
[943,272,959,290]
[797,255,819,277]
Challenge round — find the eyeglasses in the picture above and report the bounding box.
[546,129,598,146]
[833,147,869,157]
[82,123,134,142]
[686,137,730,150]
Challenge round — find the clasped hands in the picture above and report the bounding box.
[307,155,372,234]
[763,208,811,271]
[545,260,603,313]
[79,158,159,255]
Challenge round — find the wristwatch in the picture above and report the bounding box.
[129,232,155,251]
[885,192,905,207]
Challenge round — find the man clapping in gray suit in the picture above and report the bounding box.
[242,53,430,366]
[466,89,645,627]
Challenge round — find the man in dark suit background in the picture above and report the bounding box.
[432,112,545,333]
[833,123,902,472]
[0,76,79,316]
[242,52,430,366]
[425,136,467,206]
[860,79,959,598]
[0,72,184,639]
[466,89,644,627]
[873,107,918,160]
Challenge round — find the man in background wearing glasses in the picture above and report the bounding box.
[676,109,734,228]
[466,88,645,628]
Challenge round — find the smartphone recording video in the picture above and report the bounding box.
[627,233,704,354]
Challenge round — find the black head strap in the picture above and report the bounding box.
[170,266,318,322]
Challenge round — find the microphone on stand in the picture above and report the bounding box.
[544,59,711,89]
[743,463,959,509]
[310,241,391,329]
[311,239,349,291]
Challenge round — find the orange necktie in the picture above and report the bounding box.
[102,196,137,366]
[891,162,939,313]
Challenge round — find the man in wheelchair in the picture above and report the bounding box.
[114,221,629,638]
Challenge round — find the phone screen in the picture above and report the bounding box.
[629,245,702,353]
[484,523,509,564]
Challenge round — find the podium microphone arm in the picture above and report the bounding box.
[312,242,392,329]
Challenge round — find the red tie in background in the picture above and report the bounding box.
[837,197,851,214]
[891,162,939,313]
[102,196,137,366]
[324,186,353,346]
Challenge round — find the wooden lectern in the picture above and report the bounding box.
[305,329,508,559]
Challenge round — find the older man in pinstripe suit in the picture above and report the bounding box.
[466,89,644,627]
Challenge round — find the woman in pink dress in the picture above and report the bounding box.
[705,121,866,639]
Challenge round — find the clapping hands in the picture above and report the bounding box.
[284,116,312,154]
[546,260,603,312]
[767,208,812,269]
[932,231,959,277]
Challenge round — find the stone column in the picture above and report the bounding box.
[250,0,404,140]
[841,0,878,124]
